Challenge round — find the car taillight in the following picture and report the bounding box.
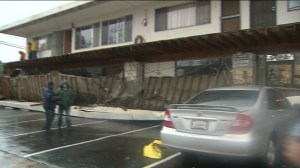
[228,113,253,134]
[163,109,174,128]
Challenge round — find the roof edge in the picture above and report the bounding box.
[0,1,96,33]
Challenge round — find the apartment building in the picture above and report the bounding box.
[1,0,300,87]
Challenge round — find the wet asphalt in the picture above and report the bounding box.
[0,107,297,168]
[0,107,178,168]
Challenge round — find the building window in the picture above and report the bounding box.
[288,0,300,10]
[155,1,211,31]
[75,23,100,50]
[37,34,52,51]
[102,15,133,45]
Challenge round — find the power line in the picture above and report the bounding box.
[0,41,25,49]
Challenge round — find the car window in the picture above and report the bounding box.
[187,90,259,107]
[267,89,292,110]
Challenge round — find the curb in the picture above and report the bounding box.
[0,101,164,121]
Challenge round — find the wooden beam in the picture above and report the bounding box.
[228,33,247,46]
[252,30,269,45]
[278,27,293,43]
[197,36,221,50]
[265,28,281,43]
[239,31,259,45]
[218,34,239,48]
[208,34,232,48]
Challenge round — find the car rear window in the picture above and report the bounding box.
[187,90,259,107]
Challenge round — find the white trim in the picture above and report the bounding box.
[143,152,181,168]
[0,113,38,118]
[0,120,107,139]
[0,119,45,126]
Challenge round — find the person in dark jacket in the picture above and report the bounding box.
[285,119,300,167]
[43,81,58,133]
[56,80,74,130]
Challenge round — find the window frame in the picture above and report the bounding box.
[155,1,211,32]
[36,34,51,52]
[101,15,133,46]
[75,23,100,50]
[288,0,300,11]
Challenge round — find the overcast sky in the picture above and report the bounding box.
[0,1,75,63]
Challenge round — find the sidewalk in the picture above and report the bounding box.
[0,151,51,168]
[0,100,164,121]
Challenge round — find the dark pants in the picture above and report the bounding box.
[43,106,55,131]
[58,106,72,128]
[29,51,37,59]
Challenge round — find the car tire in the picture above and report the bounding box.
[259,138,280,168]
[181,152,201,167]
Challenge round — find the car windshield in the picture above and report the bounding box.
[187,90,259,107]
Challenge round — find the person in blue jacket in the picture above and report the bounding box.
[42,81,58,133]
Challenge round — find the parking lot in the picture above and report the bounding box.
[0,106,297,168]
[0,107,182,168]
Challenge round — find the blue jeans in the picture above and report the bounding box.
[58,106,72,128]
[43,106,55,131]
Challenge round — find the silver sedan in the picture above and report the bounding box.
[161,86,300,167]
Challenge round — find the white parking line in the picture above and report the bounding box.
[143,152,181,168]
[24,125,160,158]
[0,113,39,118]
[0,119,45,126]
[0,120,107,139]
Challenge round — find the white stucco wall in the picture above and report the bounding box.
[277,1,300,25]
[25,0,300,62]
[134,1,221,42]
[70,1,221,53]
[240,0,250,30]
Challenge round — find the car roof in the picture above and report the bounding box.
[205,85,263,91]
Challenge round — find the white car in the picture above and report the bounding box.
[161,86,300,167]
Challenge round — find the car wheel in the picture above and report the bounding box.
[262,138,280,168]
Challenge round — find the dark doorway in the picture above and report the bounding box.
[250,0,276,29]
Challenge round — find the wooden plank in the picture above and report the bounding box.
[173,77,185,104]
[208,75,218,88]
[216,71,225,87]
[31,76,37,101]
[156,77,172,110]
[199,75,209,91]
[24,77,30,101]
[189,76,201,98]
[164,77,176,105]
[181,76,193,102]
[37,76,42,100]
[142,77,156,109]
[153,77,164,110]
